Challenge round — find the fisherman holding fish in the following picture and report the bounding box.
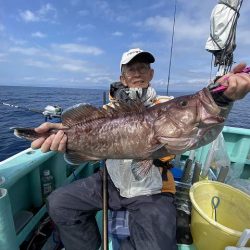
[18,48,250,250]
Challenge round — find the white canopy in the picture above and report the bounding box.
[205,0,242,52]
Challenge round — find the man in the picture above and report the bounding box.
[32,48,250,250]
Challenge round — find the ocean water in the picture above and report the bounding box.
[0,85,249,162]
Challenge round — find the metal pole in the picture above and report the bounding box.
[102,161,108,250]
[102,91,108,250]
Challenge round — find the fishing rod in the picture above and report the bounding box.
[1,101,62,121]
[101,91,109,250]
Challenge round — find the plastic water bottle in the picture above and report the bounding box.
[41,170,54,200]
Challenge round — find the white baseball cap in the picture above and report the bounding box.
[120,48,155,71]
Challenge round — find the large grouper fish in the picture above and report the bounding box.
[13,88,225,180]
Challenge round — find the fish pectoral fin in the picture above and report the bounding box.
[157,136,194,154]
[64,150,100,165]
[131,159,153,181]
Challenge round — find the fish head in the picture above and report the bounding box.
[154,88,225,153]
[172,88,223,127]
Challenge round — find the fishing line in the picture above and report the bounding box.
[1,101,43,114]
[166,0,177,96]
[0,100,62,121]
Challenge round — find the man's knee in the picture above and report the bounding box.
[46,188,69,224]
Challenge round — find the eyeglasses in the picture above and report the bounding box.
[123,64,150,77]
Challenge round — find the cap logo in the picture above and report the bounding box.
[126,50,142,56]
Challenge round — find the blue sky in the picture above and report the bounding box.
[1,0,250,91]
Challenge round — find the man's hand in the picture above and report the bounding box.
[217,63,250,100]
[31,122,68,153]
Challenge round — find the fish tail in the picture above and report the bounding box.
[131,159,153,181]
[12,127,56,141]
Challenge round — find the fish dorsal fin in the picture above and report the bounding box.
[62,103,103,127]
[62,101,146,127]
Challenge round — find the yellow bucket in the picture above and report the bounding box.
[189,181,250,250]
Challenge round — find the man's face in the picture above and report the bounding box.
[120,62,154,88]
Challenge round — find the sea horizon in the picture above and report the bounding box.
[0,84,196,94]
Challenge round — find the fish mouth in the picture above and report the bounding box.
[199,116,225,127]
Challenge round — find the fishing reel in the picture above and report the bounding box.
[42,105,62,121]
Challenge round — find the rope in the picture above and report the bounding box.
[166,0,177,95]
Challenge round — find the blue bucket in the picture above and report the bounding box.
[171,167,183,181]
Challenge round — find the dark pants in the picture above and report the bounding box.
[47,172,177,250]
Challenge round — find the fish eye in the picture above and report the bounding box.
[180,100,188,106]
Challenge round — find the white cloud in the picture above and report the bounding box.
[23,76,36,81]
[45,77,58,82]
[147,1,167,10]
[77,24,95,31]
[38,3,55,16]
[237,29,250,45]
[9,37,27,45]
[141,14,208,41]
[136,15,170,33]
[24,59,51,68]
[152,79,167,86]
[0,23,5,32]
[84,75,113,84]
[86,1,127,23]
[0,53,7,62]
[112,31,123,36]
[76,37,88,43]
[131,33,142,39]
[19,3,57,23]
[20,10,39,22]
[57,43,104,55]
[97,1,113,18]
[70,0,81,6]
[78,10,89,16]
[31,32,46,38]
[9,46,42,56]
[61,63,85,72]
[7,43,107,77]
[129,42,145,49]
[175,14,208,40]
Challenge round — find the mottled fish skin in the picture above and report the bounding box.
[13,88,225,179]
